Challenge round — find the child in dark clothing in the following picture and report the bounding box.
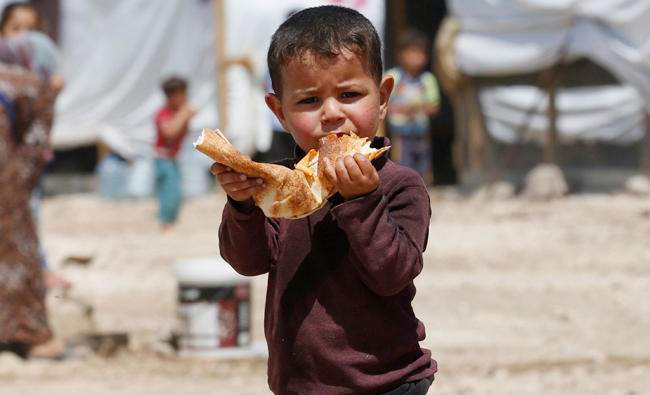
[212,6,436,394]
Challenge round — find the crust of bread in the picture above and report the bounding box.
[194,128,389,218]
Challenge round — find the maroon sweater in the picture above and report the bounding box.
[219,137,437,394]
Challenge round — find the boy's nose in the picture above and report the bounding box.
[321,98,345,126]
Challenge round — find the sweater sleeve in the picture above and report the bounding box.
[218,198,280,276]
[330,179,431,296]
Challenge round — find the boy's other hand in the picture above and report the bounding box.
[323,154,379,200]
[211,163,266,207]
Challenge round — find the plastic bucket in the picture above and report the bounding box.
[173,257,250,351]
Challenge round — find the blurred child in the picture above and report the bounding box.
[154,76,196,230]
[386,29,440,182]
[212,6,436,394]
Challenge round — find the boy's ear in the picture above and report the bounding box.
[265,93,286,125]
[378,75,394,121]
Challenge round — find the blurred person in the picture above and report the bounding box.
[213,6,436,394]
[154,76,196,230]
[1,1,69,289]
[0,1,63,94]
[386,29,440,182]
[0,31,68,359]
[0,1,40,37]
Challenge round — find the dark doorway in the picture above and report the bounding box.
[384,0,457,185]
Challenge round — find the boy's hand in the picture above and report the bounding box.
[323,154,379,200]
[211,163,266,209]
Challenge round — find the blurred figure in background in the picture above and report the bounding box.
[0,31,67,359]
[0,1,68,289]
[0,1,40,36]
[386,29,440,183]
[0,2,64,93]
[154,76,196,231]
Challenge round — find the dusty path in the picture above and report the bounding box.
[1,191,648,394]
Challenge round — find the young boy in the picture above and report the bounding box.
[154,76,196,230]
[386,29,440,182]
[213,6,436,394]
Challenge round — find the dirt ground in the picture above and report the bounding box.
[1,190,649,395]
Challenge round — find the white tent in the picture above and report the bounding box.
[448,0,650,145]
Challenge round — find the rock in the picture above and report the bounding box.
[625,174,650,196]
[522,164,568,200]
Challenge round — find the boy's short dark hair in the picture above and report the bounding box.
[396,28,429,53]
[267,5,382,95]
[162,76,187,96]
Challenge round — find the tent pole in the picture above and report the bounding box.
[386,0,406,68]
[642,110,650,175]
[389,0,406,39]
[213,0,228,133]
[543,67,559,164]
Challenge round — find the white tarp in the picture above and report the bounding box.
[480,84,645,144]
[51,0,384,156]
[448,0,650,144]
[52,0,219,157]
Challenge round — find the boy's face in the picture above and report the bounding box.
[167,90,187,111]
[266,50,393,152]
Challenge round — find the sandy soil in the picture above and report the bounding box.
[1,190,649,394]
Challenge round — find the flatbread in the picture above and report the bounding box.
[194,128,389,218]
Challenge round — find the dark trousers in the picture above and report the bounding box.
[381,375,434,395]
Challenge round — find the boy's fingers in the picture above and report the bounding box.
[343,155,363,181]
[322,157,337,183]
[353,154,374,177]
[211,163,232,175]
[228,179,265,193]
[218,172,248,185]
[335,157,352,184]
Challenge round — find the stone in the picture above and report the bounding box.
[625,174,650,196]
[522,164,568,199]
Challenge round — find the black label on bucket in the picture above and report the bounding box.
[179,286,234,303]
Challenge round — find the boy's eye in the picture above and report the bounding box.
[341,92,360,99]
[298,97,317,104]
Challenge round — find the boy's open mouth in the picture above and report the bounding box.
[327,130,354,137]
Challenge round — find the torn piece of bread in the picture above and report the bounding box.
[194,128,389,219]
